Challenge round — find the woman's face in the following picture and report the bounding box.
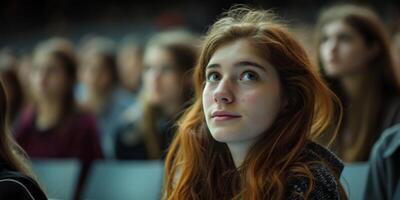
[117,47,143,91]
[143,46,181,106]
[31,53,70,101]
[319,20,376,77]
[81,54,114,93]
[202,39,283,145]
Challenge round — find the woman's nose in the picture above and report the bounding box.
[213,79,234,104]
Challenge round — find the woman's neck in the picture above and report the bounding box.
[227,139,255,169]
[339,70,371,101]
[36,100,63,130]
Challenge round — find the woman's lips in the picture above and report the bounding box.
[211,111,241,121]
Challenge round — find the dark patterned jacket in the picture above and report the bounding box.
[287,142,345,200]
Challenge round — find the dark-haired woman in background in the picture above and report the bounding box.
[315,4,400,162]
[115,30,198,160]
[79,50,131,158]
[14,48,103,199]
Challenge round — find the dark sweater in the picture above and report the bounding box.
[287,142,345,200]
[14,107,104,163]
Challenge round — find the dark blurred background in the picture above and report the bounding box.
[1,0,400,53]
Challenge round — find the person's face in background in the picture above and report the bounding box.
[319,20,378,77]
[202,39,283,145]
[18,55,33,90]
[117,46,143,92]
[81,54,114,95]
[143,45,182,107]
[31,52,70,102]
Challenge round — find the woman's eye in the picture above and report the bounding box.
[320,35,328,43]
[160,65,175,74]
[143,65,151,72]
[240,71,258,81]
[206,72,221,82]
[338,34,352,42]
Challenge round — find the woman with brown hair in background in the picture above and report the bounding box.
[115,30,198,160]
[315,4,400,162]
[14,46,103,199]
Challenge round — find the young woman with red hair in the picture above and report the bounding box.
[163,6,347,200]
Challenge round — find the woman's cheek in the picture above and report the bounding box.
[202,86,213,108]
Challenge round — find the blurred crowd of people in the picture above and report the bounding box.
[1,3,400,199]
[0,29,199,161]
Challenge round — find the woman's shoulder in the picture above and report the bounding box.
[0,170,47,200]
[287,142,344,200]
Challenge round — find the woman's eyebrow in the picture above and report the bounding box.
[206,61,266,71]
[206,63,220,69]
[234,61,267,71]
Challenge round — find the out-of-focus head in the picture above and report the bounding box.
[31,47,76,103]
[78,36,118,94]
[117,36,143,92]
[78,35,115,61]
[81,51,117,94]
[316,4,393,78]
[35,37,76,61]
[142,30,198,107]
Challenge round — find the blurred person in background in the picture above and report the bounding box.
[0,56,46,199]
[75,35,115,103]
[17,54,34,108]
[79,49,130,158]
[12,37,75,117]
[115,30,198,160]
[35,37,76,61]
[116,35,144,105]
[315,4,400,162]
[0,50,24,126]
[13,46,103,199]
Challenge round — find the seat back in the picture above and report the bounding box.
[82,160,164,200]
[32,159,81,200]
[340,162,370,200]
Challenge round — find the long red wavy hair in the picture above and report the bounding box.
[164,6,343,200]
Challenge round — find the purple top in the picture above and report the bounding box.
[14,107,104,163]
